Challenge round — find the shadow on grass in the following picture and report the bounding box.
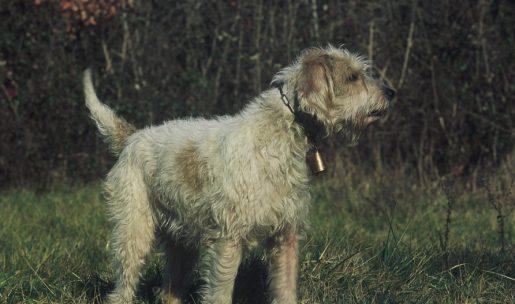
[80,274,113,303]
[80,257,268,303]
[79,246,513,303]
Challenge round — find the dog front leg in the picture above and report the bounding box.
[201,239,242,303]
[267,233,299,304]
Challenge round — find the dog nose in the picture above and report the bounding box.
[382,86,396,101]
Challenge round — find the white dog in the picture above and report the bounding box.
[83,46,395,304]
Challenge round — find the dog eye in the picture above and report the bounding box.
[347,73,359,82]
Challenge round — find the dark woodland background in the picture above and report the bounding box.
[0,0,513,189]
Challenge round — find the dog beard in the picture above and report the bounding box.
[335,119,365,147]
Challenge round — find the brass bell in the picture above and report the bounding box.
[307,149,326,174]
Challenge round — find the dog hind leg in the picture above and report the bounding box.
[105,166,155,304]
[161,239,198,304]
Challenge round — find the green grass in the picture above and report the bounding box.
[0,184,513,303]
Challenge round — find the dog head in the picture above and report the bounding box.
[273,46,395,139]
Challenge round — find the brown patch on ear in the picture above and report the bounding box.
[176,142,207,192]
[299,61,327,94]
[329,58,365,97]
[298,57,334,114]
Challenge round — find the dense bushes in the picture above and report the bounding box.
[0,0,513,187]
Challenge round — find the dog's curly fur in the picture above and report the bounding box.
[84,46,394,304]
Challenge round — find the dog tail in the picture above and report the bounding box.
[83,69,136,155]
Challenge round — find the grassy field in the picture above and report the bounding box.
[0,184,513,303]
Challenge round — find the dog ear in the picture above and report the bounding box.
[297,57,334,114]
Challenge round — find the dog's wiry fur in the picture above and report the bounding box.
[84,46,393,304]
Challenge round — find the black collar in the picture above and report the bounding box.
[273,83,327,149]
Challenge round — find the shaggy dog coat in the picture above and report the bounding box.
[84,46,394,304]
